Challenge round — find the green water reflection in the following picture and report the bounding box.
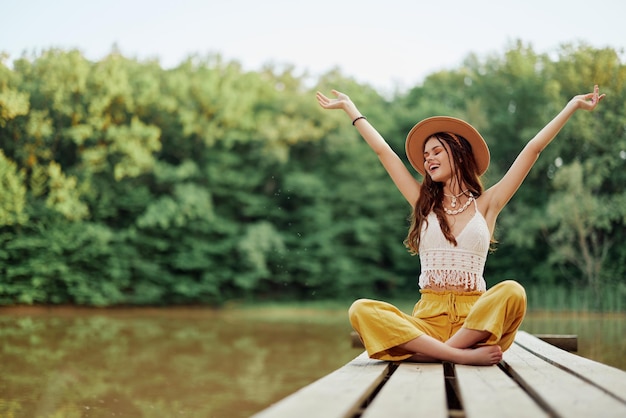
[0,307,624,418]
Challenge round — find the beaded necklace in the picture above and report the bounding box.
[444,192,474,215]
[443,190,468,208]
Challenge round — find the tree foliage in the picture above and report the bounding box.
[0,43,625,307]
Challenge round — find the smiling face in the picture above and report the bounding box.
[423,136,454,182]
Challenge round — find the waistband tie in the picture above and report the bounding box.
[447,292,460,323]
[420,289,483,324]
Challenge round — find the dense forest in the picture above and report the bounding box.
[0,42,625,308]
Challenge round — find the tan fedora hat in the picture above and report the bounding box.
[405,116,490,176]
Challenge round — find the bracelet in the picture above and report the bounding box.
[352,116,367,125]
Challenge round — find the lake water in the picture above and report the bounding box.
[0,306,624,418]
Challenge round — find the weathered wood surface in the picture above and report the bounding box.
[252,331,626,418]
[455,362,548,418]
[360,363,447,418]
[251,351,390,418]
[531,333,578,352]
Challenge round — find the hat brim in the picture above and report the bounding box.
[405,116,490,176]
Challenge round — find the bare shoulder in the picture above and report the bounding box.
[476,189,499,234]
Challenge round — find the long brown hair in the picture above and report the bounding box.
[404,132,484,255]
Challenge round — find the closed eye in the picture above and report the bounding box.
[424,146,444,160]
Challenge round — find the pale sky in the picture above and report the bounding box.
[2,0,625,93]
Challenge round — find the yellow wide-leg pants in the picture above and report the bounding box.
[349,280,527,361]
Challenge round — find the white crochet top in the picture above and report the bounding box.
[418,204,489,292]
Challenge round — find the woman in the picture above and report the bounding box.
[316,85,604,366]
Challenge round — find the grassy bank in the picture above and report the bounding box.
[525,284,626,312]
[227,283,626,314]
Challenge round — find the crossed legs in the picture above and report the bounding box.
[400,328,502,365]
[399,281,527,365]
[349,281,526,366]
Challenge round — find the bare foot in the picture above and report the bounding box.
[457,345,502,366]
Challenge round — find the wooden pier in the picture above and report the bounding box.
[252,331,626,418]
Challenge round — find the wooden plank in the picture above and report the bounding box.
[502,342,626,417]
[455,364,549,418]
[361,363,447,418]
[534,334,578,352]
[514,331,626,402]
[251,351,390,418]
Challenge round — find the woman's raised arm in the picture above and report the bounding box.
[316,90,421,205]
[483,84,605,219]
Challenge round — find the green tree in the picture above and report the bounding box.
[0,44,624,308]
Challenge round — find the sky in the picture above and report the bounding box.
[2,0,625,93]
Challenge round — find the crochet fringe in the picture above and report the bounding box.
[419,269,486,292]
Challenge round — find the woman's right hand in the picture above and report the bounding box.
[317,89,420,205]
[570,84,605,111]
[316,90,353,111]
